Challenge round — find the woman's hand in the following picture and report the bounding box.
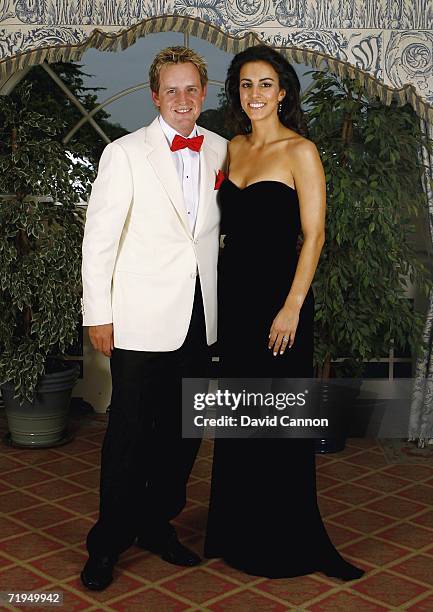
[268,305,300,356]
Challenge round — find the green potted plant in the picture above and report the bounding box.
[0,82,94,447]
[303,70,432,452]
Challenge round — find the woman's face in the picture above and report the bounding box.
[239,60,285,122]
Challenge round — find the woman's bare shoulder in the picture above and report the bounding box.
[229,134,247,148]
[282,136,320,174]
[286,133,318,156]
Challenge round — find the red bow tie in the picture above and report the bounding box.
[170,134,204,152]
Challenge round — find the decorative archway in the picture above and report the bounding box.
[0,7,432,120]
[1,2,432,444]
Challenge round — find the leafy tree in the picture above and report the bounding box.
[304,71,432,377]
[0,82,94,403]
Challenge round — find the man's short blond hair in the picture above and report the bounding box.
[149,46,208,93]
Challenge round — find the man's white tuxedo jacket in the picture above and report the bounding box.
[81,118,227,351]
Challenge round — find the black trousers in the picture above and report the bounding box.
[86,279,209,558]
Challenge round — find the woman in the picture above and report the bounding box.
[204,45,365,581]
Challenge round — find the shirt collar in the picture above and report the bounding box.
[158,114,197,146]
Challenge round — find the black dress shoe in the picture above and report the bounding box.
[80,555,117,591]
[136,533,201,567]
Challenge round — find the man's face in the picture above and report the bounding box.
[152,62,207,137]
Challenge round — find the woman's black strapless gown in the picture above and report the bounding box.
[204,179,364,580]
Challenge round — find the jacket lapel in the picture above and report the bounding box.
[194,127,218,237]
[145,117,192,236]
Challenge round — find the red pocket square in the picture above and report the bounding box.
[214,170,226,190]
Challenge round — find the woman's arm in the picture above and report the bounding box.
[268,140,326,355]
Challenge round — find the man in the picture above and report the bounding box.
[80,46,227,590]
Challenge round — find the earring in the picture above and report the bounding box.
[278,101,282,113]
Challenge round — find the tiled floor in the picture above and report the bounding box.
[1,410,433,611]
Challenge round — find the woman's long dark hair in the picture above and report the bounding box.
[225,45,308,137]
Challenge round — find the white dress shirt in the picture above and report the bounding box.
[159,115,200,233]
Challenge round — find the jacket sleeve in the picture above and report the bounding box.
[81,141,133,326]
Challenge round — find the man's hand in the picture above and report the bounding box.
[88,324,114,357]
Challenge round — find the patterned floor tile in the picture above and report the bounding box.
[331,445,366,459]
[108,587,189,611]
[383,464,433,482]
[1,417,433,611]
[0,490,41,513]
[186,480,210,504]
[0,564,51,590]
[24,478,86,501]
[172,524,197,541]
[315,473,341,490]
[12,503,76,529]
[411,509,433,529]
[43,517,95,546]
[308,590,390,611]
[191,459,213,480]
[56,437,100,454]
[343,450,389,469]
[29,548,88,581]
[377,522,433,549]
[339,537,410,566]
[67,574,147,606]
[0,532,63,561]
[397,484,433,505]
[1,466,55,488]
[354,472,410,493]
[0,455,23,472]
[160,569,236,604]
[364,495,426,519]
[204,559,263,584]
[174,505,209,533]
[4,449,62,465]
[50,585,95,611]
[118,550,188,582]
[67,468,100,490]
[317,494,351,517]
[329,508,395,534]
[39,457,92,477]
[322,522,361,546]
[76,450,101,466]
[80,430,106,444]
[346,438,382,451]
[390,555,433,586]
[256,574,333,605]
[407,593,433,610]
[315,453,336,466]
[59,491,99,515]
[0,516,30,540]
[0,553,13,569]
[352,571,428,606]
[322,483,381,505]
[180,533,204,557]
[208,589,287,611]
[319,461,370,481]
